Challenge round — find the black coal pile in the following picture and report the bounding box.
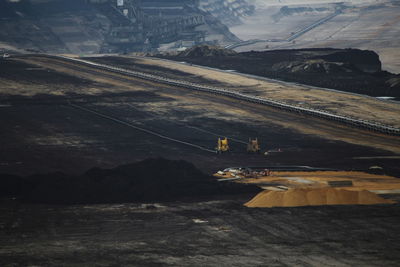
[0,158,259,204]
[164,47,400,98]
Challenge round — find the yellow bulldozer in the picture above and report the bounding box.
[247,138,260,153]
[216,137,229,154]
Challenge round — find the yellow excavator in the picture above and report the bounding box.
[247,138,260,153]
[216,137,229,154]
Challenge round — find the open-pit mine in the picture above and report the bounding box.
[1,51,400,266]
[1,0,400,266]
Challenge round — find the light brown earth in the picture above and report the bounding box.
[239,169,400,208]
[245,188,394,208]
[215,169,400,207]
[231,170,400,194]
[133,56,400,128]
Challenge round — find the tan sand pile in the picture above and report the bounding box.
[245,188,395,208]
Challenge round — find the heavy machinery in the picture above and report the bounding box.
[216,137,229,153]
[247,138,260,153]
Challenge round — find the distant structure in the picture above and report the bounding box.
[88,0,206,52]
[198,0,254,26]
[87,0,146,52]
[140,0,205,50]
[0,0,251,53]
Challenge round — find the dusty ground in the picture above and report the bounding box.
[1,55,400,266]
[0,55,399,177]
[115,56,400,128]
[239,171,400,193]
[0,199,399,266]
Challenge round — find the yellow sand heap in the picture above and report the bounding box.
[227,170,400,193]
[245,188,395,208]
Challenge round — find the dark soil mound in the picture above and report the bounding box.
[271,60,360,74]
[239,48,382,73]
[178,45,237,58]
[164,48,400,98]
[386,75,400,89]
[0,173,25,197]
[0,158,259,204]
[318,49,381,73]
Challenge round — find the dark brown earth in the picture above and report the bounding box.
[162,46,400,99]
[0,200,399,266]
[1,55,399,177]
[0,158,261,204]
[1,55,400,266]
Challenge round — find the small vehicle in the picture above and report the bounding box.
[216,137,229,154]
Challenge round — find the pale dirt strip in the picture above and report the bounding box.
[30,54,399,135]
[10,55,400,154]
[135,56,400,128]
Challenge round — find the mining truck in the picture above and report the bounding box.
[216,137,229,154]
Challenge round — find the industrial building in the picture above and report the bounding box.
[0,0,252,53]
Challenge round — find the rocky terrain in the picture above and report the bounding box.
[165,46,400,98]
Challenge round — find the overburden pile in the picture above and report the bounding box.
[167,46,400,98]
[0,158,259,204]
[178,45,237,57]
[245,188,395,208]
